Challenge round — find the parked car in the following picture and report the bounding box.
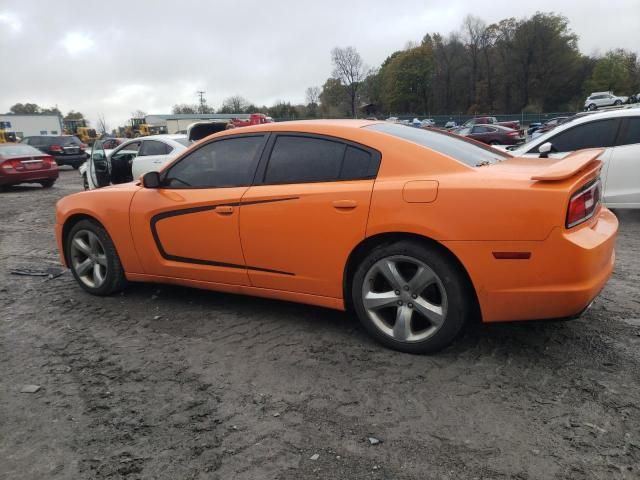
[507,108,640,208]
[531,116,572,139]
[81,135,189,190]
[444,120,457,129]
[455,124,524,145]
[527,122,543,136]
[420,118,435,128]
[584,92,628,111]
[55,120,617,354]
[462,116,521,132]
[21,135,87,168]
[101,137,126,149]
[0,143,58,189]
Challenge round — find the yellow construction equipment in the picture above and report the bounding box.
[64,119,97,145]
[125,118,167,138]
[0,129,17,143]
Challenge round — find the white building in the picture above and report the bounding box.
[0,114,64,139]
[146,113,250,134]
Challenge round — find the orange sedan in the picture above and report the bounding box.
[55,120,617,353]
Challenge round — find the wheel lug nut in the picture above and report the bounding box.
[403,285,410,291]
[394,290,400,295]
[412,294,417,299]
[397,300,403,306]
[408,303,413,309]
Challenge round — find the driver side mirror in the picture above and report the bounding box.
[538,142,553,158]
[142,171,161,188]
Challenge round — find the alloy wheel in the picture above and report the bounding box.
[70,229,108,288]
[361,255,448,343]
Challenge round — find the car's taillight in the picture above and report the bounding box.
[49,144,63,153]
[42,156,55,168]
[566,179,602,228]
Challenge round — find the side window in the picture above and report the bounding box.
[473,126,488,134]
[341,146,377,180]
[165,135,264,188]
[618,117,640,146]
[264,136,345,184]
[538,120,619,153]
[263,135,379,184]
[140,140,170,156]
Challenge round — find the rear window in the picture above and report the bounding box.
[0,144,44,157]
[366,123,509,166]
[59,136,82,146]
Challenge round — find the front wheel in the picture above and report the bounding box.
[352,241,472,354]
[66,219,127,295]
[588,103,597,111]
[614,100,622,106]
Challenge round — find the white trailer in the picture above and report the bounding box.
[0,114,64,139]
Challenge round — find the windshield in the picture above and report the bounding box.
[366,123,510,166]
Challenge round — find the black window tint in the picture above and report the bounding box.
[366,123,509,166]
[166,135,263,188]
[265,136,345,184]
[547,119,619,152]
[619,117,640,146]
[60,136,81,146]
[140,140,169,156]
[341,146,374,179]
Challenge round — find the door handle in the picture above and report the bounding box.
[332,199,358,209]
[215,205,234,215]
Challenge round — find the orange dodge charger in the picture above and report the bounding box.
[55,120,617,353]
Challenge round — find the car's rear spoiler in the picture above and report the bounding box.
[530,148,604,181]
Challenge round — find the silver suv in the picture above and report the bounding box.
[584,91,628,110]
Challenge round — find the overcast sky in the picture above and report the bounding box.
[1,0,639,129]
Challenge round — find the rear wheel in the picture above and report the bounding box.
[66,219,127,295]
[40,179,55,188]
[614,100,622,106]
[352,241,471,354]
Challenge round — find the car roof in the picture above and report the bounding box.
[511,106,640,154]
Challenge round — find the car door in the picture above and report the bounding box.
[603,116,640,207]
[239,133,380,298]
[88,140,111,188]
[129,134,267,285]
[133,139,174,179]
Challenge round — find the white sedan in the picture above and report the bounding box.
[507,107,640,208]
[81,135,189,190]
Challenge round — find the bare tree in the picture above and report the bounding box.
[220,95,250,113]
[331,46,367,118]
[96,114,108,135]
[130,110,147,120]
[305,86,321,106]
[463,15,487,106]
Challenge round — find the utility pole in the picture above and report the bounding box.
[197,91,206,114]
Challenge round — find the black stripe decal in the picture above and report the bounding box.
[150,196,298,274]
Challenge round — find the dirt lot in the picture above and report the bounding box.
[1,169,639,480]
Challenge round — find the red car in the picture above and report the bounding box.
[0,143,59,189]
[456,124,524,145]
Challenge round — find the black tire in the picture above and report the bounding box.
[588,103,597,111]
[351,241,472,354]
[489,140,500,145]
[614,100,622,106]
[40,179,55,188]
[65,219,127,296]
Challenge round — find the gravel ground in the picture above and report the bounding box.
[1,169,639,480]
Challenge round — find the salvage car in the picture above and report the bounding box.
[507,108,640,208]
[0,143,58,189]
[21,135,87,169]
[455,124,524,145]
[55,120,617,353]
[81,135,189,190]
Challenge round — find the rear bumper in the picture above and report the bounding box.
[53,153,87,166]
[0,168,59,185]
[443,208,618,322]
